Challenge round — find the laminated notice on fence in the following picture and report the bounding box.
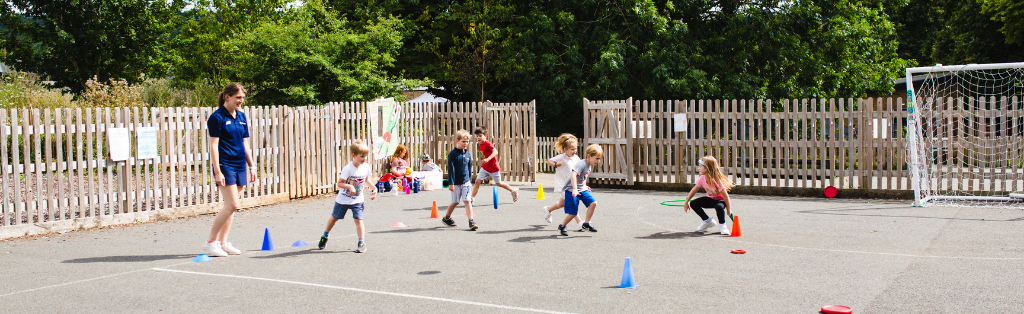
[107,127,131,161]
[673,114,687,132]
[137,127,158,159]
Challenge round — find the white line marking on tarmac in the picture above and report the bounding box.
[151,268,576,314]
[0,218,457,299]
[0,261,192,298]
[634,204,1024,260]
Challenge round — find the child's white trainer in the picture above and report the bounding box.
[719,223,731,235]
[221,242,242,255]
[696,218,716,232]
[203,241,228,257]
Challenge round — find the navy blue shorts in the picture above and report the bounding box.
[220,168,248,186]
[332,203,365,220]
[564,190,596,216]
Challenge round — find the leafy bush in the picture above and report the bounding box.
[77,76,146,108]
[140,77,220,108]
[0,71,75,109]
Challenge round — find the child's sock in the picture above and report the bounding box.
[583,222,590,226]
[322,231,330,237]
[357,238,364,243]
[559,224,564,228]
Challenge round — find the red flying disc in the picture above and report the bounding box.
[820,305,852,314]
[824,186,838,198]
[730,249,746,254]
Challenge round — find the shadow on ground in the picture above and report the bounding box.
[635,231,707,240]
[250,248,345,259]
[508,235,592,243]
[63,254,195,263]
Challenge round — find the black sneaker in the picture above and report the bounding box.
[582,223,597,232]
[558,224,568,236]
[356,241,366,253]
[442,216,457,227]
[318,236,329,250]
[469,219,478,231]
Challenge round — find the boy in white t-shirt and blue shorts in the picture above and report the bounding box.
[319,141,377,253]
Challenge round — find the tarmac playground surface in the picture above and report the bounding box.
[2,176,1023,313]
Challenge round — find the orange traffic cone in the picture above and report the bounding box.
[730,215,742,237]
[430,201,439,219]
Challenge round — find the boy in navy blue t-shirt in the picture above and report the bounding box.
[443,130,478,230]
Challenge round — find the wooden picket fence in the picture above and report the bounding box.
[0,101,536,233]
[585,98,914,190]
[537,136,586,173]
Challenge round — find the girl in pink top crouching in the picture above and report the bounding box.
[683,156,735,235]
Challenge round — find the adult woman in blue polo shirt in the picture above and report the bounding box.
[203,83,256,257]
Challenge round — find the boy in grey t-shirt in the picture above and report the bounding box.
[558,144,604,236]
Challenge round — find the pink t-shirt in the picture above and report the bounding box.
[694,175,724,200]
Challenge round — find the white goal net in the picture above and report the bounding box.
[907,62,1024,207]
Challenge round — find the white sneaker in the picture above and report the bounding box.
[203,241,228,257]
[719,223,731,235]
[221,242,242,255]
[511,188,520,202]
[542,206,553,223]
[696,219,716,232]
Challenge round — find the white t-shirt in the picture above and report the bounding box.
[550,153,580,192]
[335,162,372,205]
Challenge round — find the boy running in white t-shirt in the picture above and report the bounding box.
[319,141,377,252]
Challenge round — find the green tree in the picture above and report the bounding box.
[429,0,519,102]
[980,0,1024,45]
[221,2,405,106]
[894,0,1024,66]
[0,0,181,92]
[167,0,293,84]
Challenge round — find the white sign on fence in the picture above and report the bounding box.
[137,127,158,159]
[107,128,131,161]
[673,113,687,132]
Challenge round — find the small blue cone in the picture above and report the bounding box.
[493,186,499,209]
[192,254,212,263]
[291,240,308,247]
[619,257,638,288]
[261,228,275,251]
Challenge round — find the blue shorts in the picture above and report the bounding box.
[332,203,364,220]
[564,190,596,216]
[220,168,248,186]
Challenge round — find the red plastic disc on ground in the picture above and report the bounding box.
[820,305,852,314]
[730,249,746,254]
[824,186,838,198]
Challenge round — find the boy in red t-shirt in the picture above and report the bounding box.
[470,126,520,202]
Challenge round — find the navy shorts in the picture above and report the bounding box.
[220,168,248,186]
[332,203,365,220]
[564,190,596,216]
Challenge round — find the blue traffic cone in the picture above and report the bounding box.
[291,240,308,247]
[192,254,212,262]
[261,228,275,251]
[493,186,499,209]
[619,257,638,288]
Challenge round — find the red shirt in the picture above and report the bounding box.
[479,140,500,173]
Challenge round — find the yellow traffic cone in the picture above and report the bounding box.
[537,184,546,199]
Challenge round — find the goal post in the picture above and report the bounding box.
[906,62,1024,207]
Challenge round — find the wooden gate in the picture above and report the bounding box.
[583,98,634,185]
